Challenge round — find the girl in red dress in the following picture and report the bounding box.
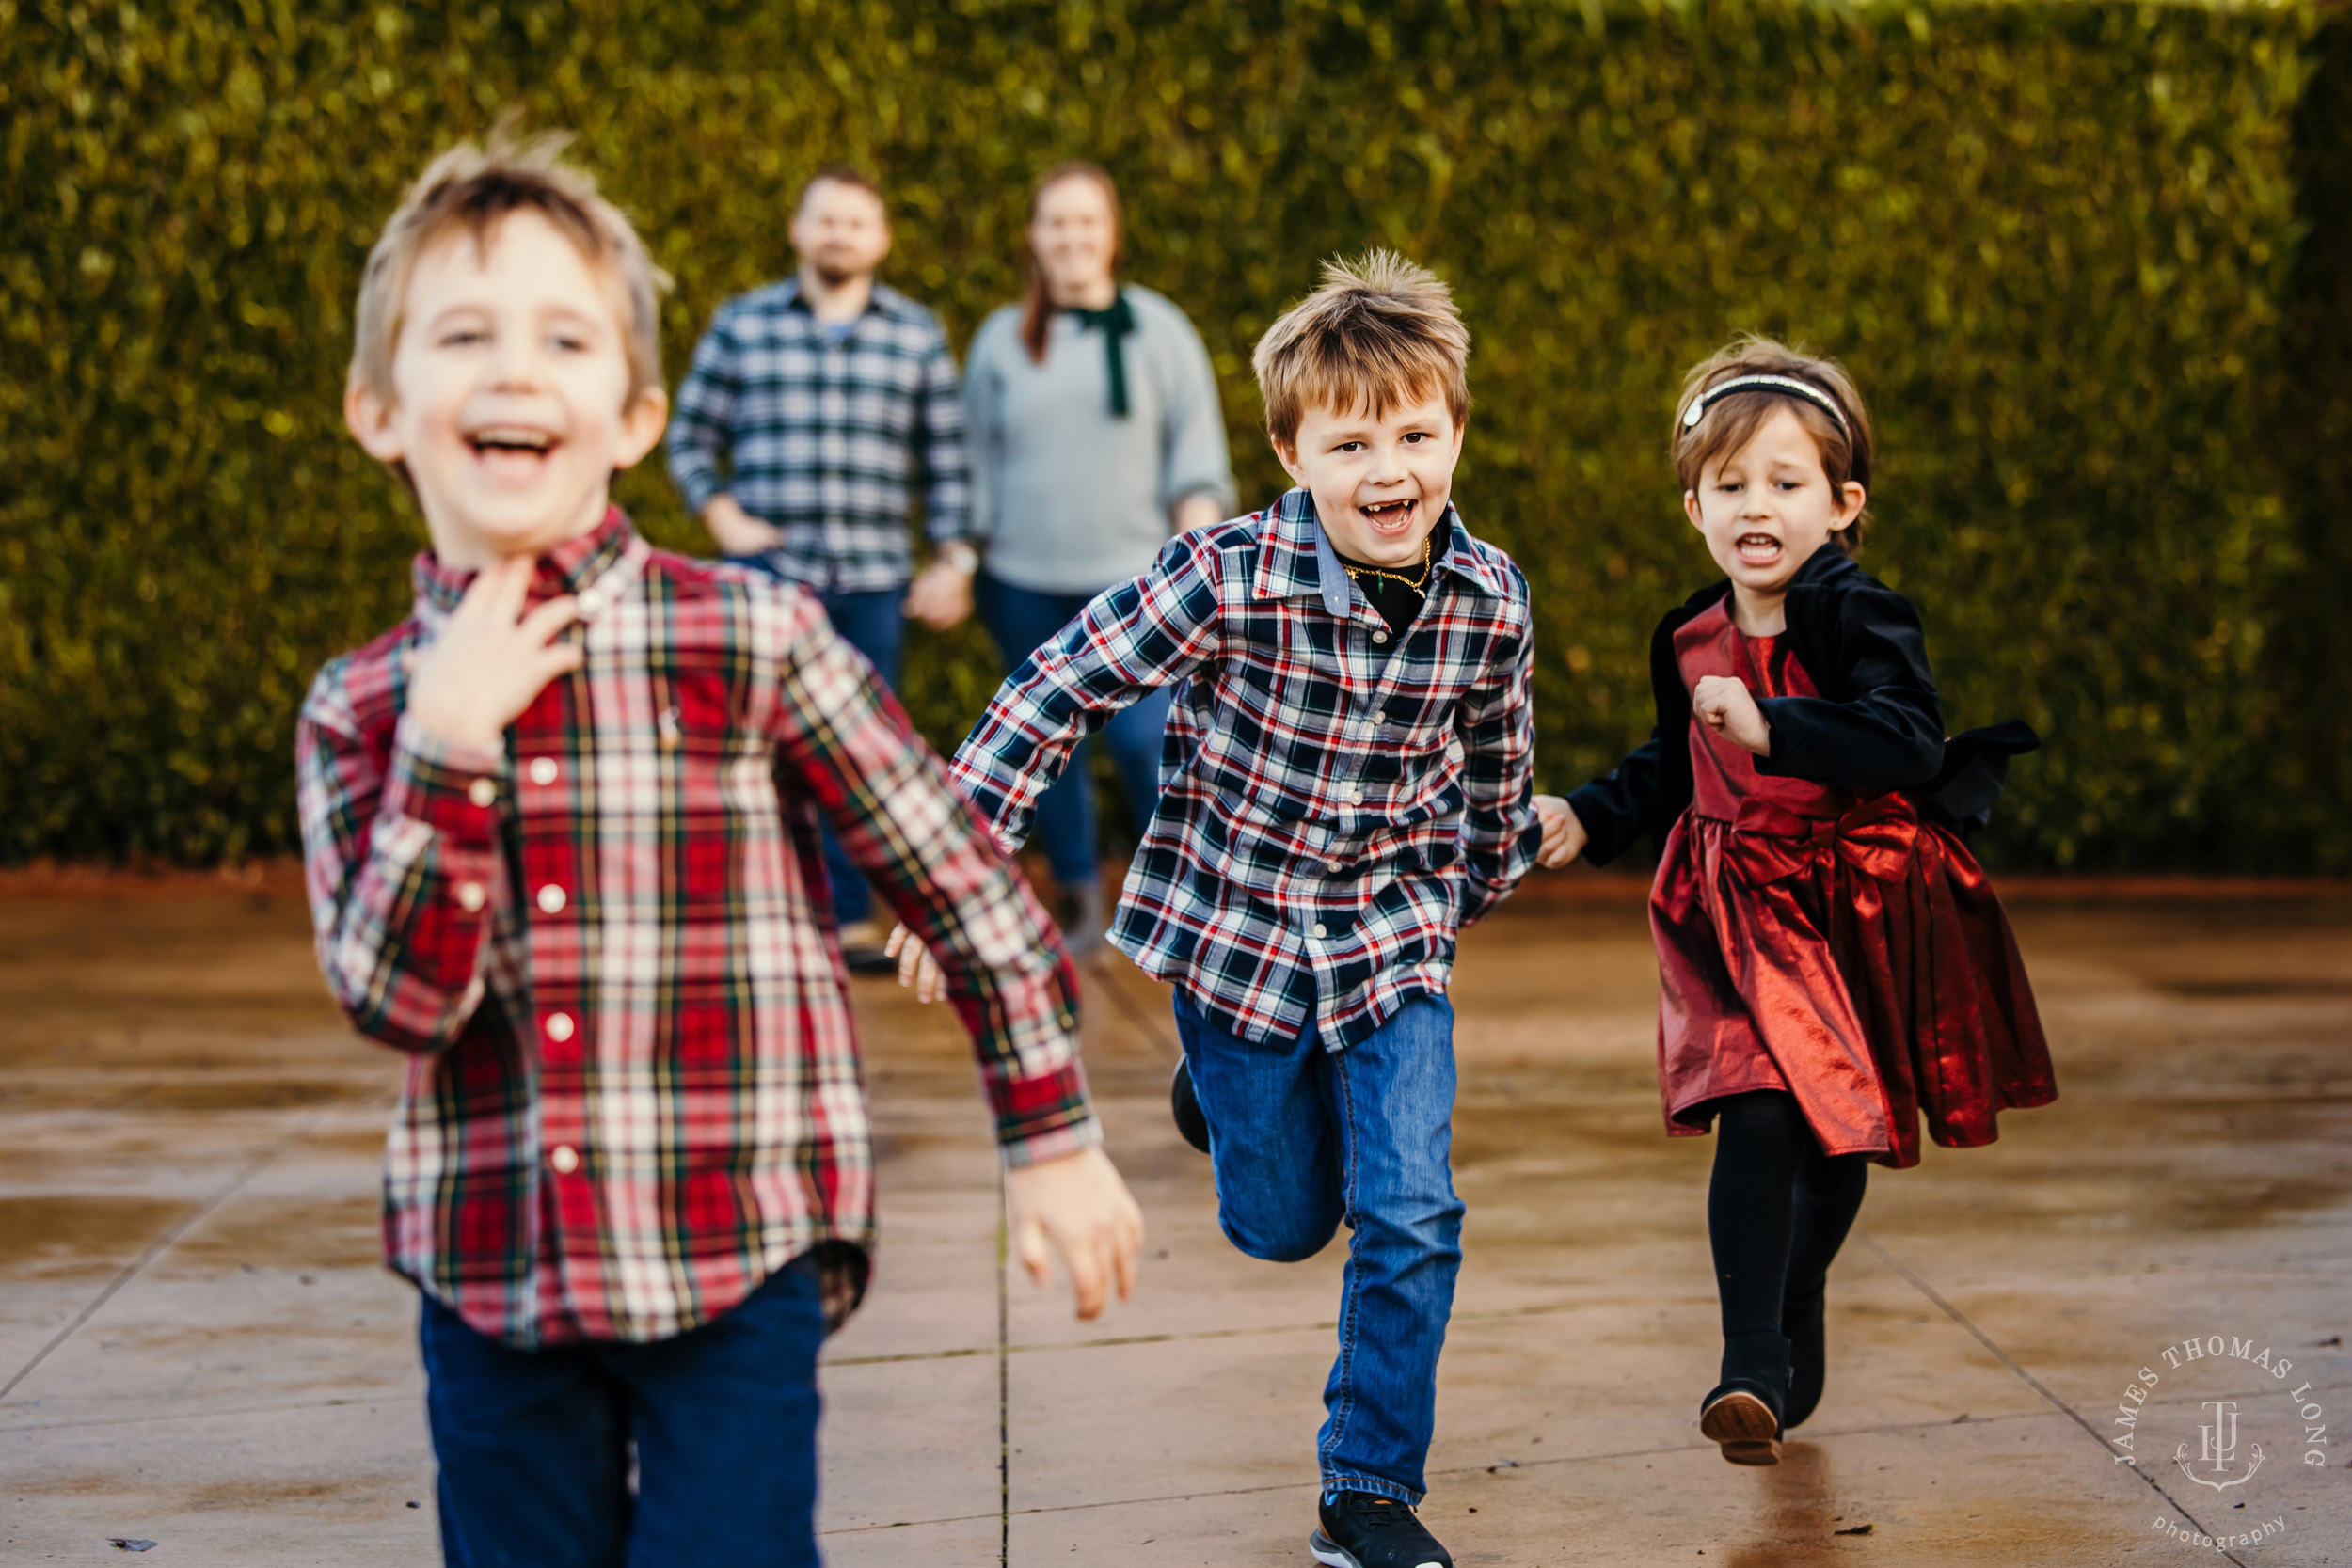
[1544,339,2057,1465]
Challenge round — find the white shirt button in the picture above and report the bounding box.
[528,757,559,786]
[467,778,497,808]
[1372,630,1390,644]
[1349,786,1365,804]
[537,884,567,914]
[456,881,486,912]
[1311,923,1327,939]
[549,1144,580,1174]
[1327,859,1344,873]
[545,1012,575,1042]
[575,588,605,617]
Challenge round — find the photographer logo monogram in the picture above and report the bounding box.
[2110,1334,2328,1551]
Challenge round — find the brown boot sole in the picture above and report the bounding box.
[1700,1389,1783,1465]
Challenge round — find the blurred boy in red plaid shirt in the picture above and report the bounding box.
[295,126,1141,1566]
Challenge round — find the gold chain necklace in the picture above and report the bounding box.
[1343,533,1435,594]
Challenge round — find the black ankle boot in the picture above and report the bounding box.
[1169,1058,1211,1153]
[1782,1286,1826,1430]
[1700,1329,1789,1465]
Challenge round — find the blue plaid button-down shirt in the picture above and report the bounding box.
[950,488,1542,1048]
[668,279,971,594]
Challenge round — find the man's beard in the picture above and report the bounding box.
[809,256,865,287]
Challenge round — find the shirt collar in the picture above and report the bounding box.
[1252,487,1509,613]
[781,277,895,321]
[412,506,638,619]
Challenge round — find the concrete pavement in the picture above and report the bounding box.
[2,888,2346,1564]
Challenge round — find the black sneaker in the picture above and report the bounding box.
[1310,1490,1454,1568]
[1169,1058,1210,1153]
[1781,1285,1827,1430]
[1699,1328,1789,1465]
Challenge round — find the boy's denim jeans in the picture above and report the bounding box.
[975,571,1173,887]
[727,554,903,927]
[1171,989,1464,1504]
[419,1256,828,1567]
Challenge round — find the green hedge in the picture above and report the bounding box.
[2,0,2342,869]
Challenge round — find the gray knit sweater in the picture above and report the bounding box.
[963,285,1236,594]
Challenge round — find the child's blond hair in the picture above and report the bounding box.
[349,122,670,407]
[1252,251,1470,449]
[1673,337,1874,553]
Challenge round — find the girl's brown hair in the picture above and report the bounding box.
[1672,337,1874,553]
[1019,163,1124,363]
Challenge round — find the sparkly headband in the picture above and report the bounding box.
[1680,373,1851,436]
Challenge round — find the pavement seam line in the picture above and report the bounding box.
[1858,1232,2248,1567]
[996,1158,1010,1568]
[0,1125,308,1405]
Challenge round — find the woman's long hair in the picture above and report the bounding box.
[1019,163,1124,363]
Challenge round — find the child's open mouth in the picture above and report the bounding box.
[1359,497,1419,536]
[1736,531,1783,566]
[467,425,559,480]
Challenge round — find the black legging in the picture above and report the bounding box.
[1708,1090,1868,1340]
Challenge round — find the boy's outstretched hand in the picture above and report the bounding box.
[1006,1145,1146,1320]
[407,556,581,753]
[1692,673,1772,756]
[885,923,948,1001]
[1534,794,1586,869]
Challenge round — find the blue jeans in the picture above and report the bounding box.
[418,1259,829,1567]
[730,558,903,927]
[977,571,1171,888]
[1171,990,1464,1504]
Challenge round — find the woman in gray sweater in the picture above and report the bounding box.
[963,164,1236,955]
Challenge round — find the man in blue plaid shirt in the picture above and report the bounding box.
[895,253,1578,1568]
[668,166,976,966]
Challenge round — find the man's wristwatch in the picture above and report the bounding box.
[937,541,979,576]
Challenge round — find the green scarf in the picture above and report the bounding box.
[1070,291,1136,419]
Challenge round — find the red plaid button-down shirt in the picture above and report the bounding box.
[296,510,1092,1347]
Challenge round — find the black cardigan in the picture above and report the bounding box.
[1565,544,2036,866]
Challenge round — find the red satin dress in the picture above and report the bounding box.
[1648,598,2057,1168]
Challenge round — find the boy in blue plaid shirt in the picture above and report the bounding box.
[894,253,1578,1568]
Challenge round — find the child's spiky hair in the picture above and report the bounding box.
[1252,250,1470,448]
[349,120,671,405]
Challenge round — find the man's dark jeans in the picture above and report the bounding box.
[419,1259,828,1567]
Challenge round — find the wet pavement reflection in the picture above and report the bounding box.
[1,890,2346,1564]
